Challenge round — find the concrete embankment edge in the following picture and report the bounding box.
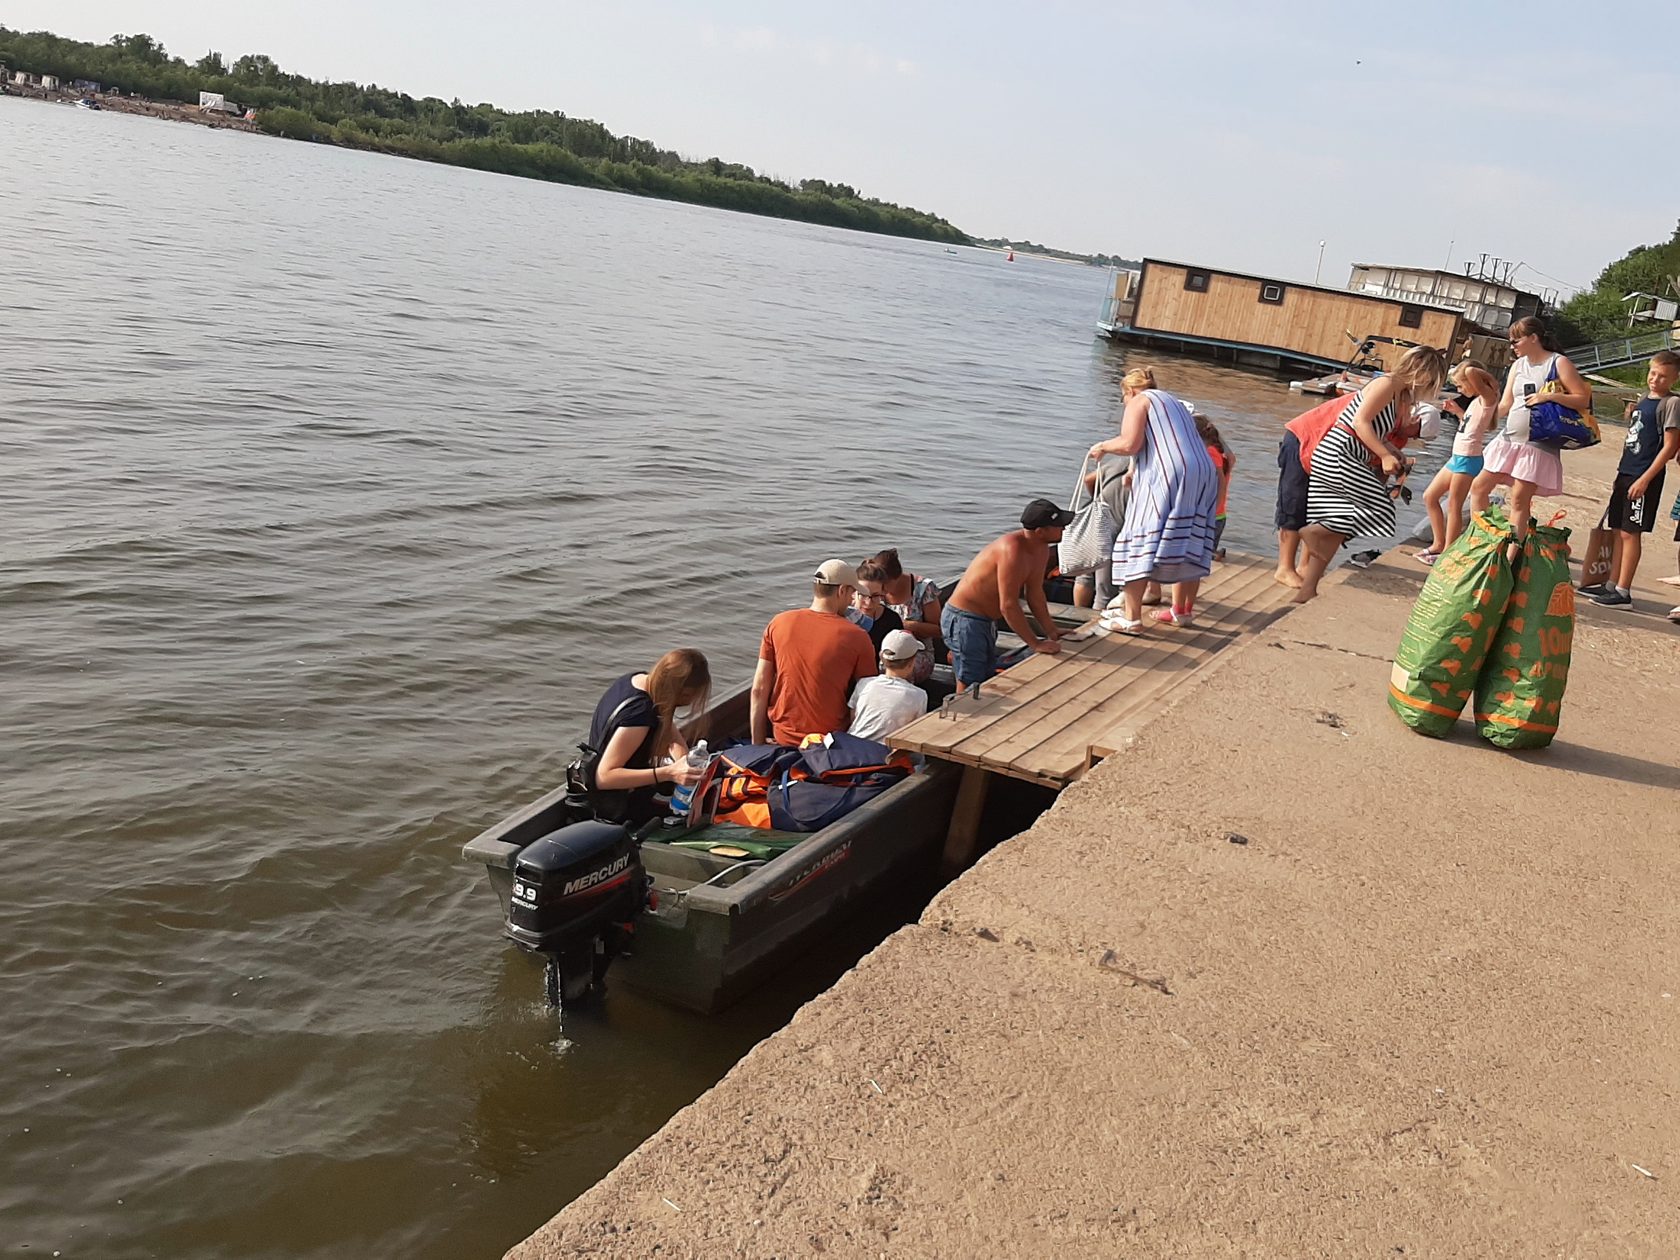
[509,446,1678,1258]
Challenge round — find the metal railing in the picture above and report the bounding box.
[1559,326,1679,372]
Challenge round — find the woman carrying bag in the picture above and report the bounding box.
[1085,366,1220,633]
[1471,316,1594,559]
[1065,450,1128,610]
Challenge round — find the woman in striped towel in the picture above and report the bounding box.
[1086,367,1220,634]
[1295,346,1447,603]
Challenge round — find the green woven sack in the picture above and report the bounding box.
[1388,507,1515,737]
[1474,522,1574,749]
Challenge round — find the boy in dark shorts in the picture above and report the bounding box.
[1584,350,1680,607]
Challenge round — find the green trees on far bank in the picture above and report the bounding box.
[0,25,968,244]
[1554,221,1680,348]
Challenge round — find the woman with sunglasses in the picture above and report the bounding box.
[1472,316,1591,552]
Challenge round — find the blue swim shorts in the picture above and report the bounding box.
[1275,431,1309,530]
[1444,453,1484,476]
[940,603,998,688]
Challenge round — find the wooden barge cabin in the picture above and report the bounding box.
[1097,259,1463,376]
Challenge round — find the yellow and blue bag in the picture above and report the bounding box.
[1528,361,1600,449]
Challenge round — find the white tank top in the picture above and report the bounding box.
[1505,354,1556,444]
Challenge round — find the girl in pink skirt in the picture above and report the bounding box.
[1472,316,1592,553]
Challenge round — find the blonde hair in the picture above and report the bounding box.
[1451,358,1497,397]
[1122,366,1157,393]
[1390,345,1446,400]
[646,648,711,758]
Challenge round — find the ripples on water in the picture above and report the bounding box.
[0,99,1439,1257]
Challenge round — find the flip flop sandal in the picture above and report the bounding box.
[1100,612,1145,635]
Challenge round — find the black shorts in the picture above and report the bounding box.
[1275,431,1308,530]
[1608,471,1665,533]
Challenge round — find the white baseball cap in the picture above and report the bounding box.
[879,629,923,661]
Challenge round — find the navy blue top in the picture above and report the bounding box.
[1620,395,1680,477]
[586,673,660,824]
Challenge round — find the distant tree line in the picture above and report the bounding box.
[0,27,968,244]
[972,237,1138,268]
[1552,221,1680,349]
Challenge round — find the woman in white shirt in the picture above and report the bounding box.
[1472,317,1593,553]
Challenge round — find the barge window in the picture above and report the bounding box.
[1259,283,1285,305]
[1184,269,1211,293]
[1398,304,1424,328]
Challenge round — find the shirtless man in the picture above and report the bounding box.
[940,498,1072,688]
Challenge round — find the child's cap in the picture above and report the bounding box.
[879,630,922,662]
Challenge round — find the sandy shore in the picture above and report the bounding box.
[3,86,258,133]
[506,439,1676,1258]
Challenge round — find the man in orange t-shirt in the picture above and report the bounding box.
[750,559,879,746]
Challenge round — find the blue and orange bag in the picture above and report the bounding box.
[710,733,912,831]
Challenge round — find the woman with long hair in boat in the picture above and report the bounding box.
[1470,316,1589,556]
[1293,345,1447,603]
[858,549,940,683]
[587,648,712,826]
[1086,366,1220,634]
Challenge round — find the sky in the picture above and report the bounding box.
[9,0,1677,295]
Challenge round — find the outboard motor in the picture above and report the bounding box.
[506,820,647,1007]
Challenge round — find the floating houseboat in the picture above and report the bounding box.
[1098,258,1464,376]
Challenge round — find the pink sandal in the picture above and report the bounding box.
[1153,607,1194,626]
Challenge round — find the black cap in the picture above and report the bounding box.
[1021,498,1075,529]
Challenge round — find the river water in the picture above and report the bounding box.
[2,98,1426,1258]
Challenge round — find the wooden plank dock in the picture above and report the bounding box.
[890,554,1295,868]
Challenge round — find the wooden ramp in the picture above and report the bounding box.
[891,554,1294,791]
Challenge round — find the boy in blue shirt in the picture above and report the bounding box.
[1585,350,1680,607]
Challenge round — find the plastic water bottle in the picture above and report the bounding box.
[668,740,710,815]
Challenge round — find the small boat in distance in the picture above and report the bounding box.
[945,247,959,256]
[76,97,102,110]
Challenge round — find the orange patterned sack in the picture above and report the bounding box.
[1389,508,1515,737]
[1473,521,1573,749]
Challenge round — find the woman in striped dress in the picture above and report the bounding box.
[1295,346,1447,603]
[1086,367,1220,633]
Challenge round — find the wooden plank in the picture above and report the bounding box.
[890,555,1285,783]
[892,556,1273,762]
[943,627,1214,766]
[970,565,1287,782]
[890,616,1124,756]
[940,765,991,875]
[915,563,1279,782]
[1070,591,1293,765]
[891,646,1113,760]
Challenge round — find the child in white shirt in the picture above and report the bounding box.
[847,630,928,742]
